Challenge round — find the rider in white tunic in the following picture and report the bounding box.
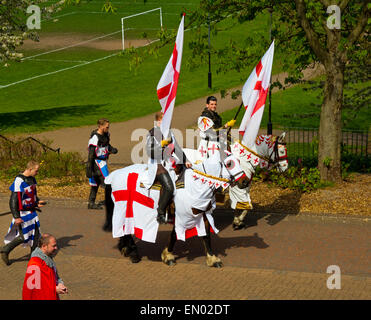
[197,96,236,161]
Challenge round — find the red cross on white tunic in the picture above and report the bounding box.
[112,173,154,218]
[199,145,207,157]
[208,144,219,154]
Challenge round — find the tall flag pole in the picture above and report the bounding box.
[156,14,185,139]
[238,41,275,147]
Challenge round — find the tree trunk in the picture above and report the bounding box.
[318,59,344,182]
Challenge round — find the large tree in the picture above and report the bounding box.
[187,0,369,182]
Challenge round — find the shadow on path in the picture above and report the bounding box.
[135,230,269,264]
[216,190,303,232]
[57,234,84,249]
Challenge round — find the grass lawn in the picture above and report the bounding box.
[0,1,368,135]
[0,0,278,135]
[220,81,371,131]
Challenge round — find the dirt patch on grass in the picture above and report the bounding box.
[21,33,153,51]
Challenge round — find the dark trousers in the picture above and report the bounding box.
[155,164,174,216]
[89,167,106,205]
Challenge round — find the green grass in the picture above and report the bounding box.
[0,1,276,135]
[2,1,367,135]
[220,82,371,131]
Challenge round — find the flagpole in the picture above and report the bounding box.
[208,12,212,89]
[267,7,273,135]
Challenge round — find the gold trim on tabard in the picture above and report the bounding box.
[192,169,229,182]
[235,201,253,210]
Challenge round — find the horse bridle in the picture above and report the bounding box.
[236,138,287,171]
[268,139,288,172]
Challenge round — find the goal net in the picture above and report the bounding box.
[121,7,163,51]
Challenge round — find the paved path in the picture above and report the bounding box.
[0,193,369,300]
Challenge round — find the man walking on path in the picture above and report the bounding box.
[22,233,68,300]
[1,161,46,266]
[86,118,118,210]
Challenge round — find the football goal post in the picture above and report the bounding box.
[121,7,163,51]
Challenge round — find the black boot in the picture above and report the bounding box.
[88,186,103,210]
[0,235,24,266]
[156,172,174,224]
[88,202,103,210]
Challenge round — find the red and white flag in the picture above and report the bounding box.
[156,14,185,139]
[107,168,160,243]
[239,41,274,147]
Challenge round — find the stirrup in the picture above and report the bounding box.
[157,211,167,224]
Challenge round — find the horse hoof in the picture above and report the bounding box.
[121,247,134,257]
[233,223,244,230]
[129,255,141,263]
[102,223,112,232]
[166,259,176,266]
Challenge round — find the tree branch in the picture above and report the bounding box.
[339,0,351,11]
[345,1,370,48]
[295,0,328,64]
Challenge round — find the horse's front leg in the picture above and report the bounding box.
[202,214,222,268]
[229,185,253,230]
[161,226,177,266]
[118,235,141,263]
[233,209,248,230]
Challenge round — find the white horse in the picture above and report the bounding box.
[229,133,288,229]
[103,151,249,268]
[186,133,288,230]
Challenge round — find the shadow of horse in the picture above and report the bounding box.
[134,230,269,264]
[233,190,303,230]
[174,232,269,263]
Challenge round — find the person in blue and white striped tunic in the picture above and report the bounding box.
[1,161,46,266]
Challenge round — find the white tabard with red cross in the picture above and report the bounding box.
[105,164,160,243]
[197,116,221,161]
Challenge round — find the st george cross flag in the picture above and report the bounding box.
[106,165,160,243]
[156,14,185,139]
[239,41,275,147]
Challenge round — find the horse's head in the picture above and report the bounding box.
[268,133,288,173]
[223,151,250,189]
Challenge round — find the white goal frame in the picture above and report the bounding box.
[121,7,163,51]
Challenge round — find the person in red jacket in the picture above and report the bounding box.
[22,233,68,300]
